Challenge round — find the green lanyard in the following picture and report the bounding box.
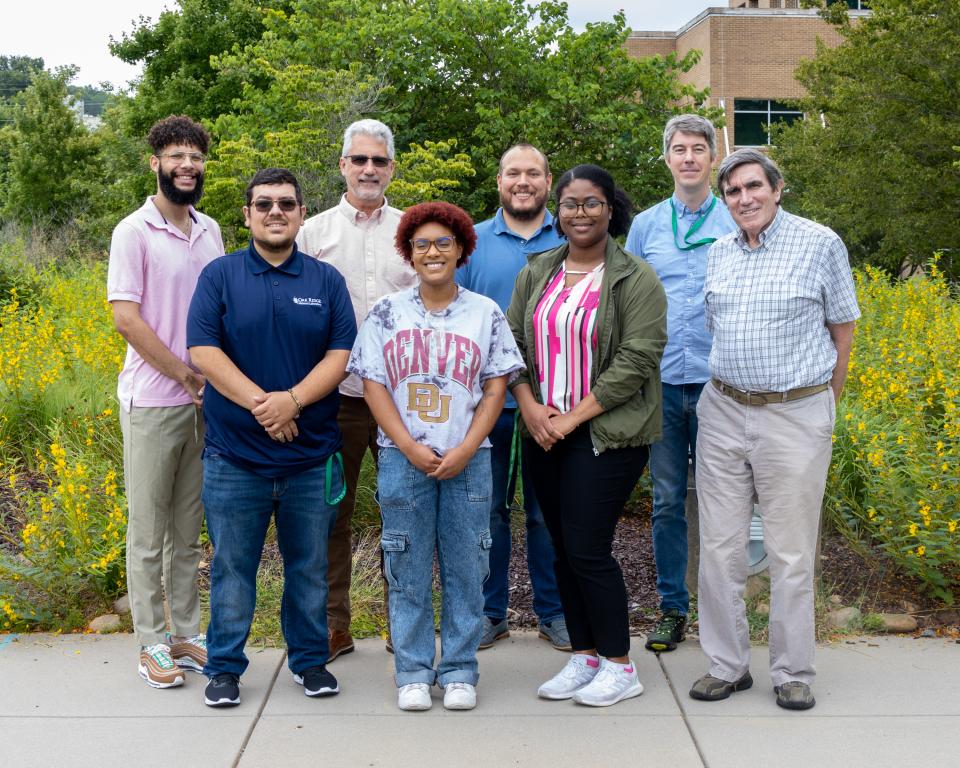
[506,410,522,510]
[671,196,718,252]
[325,451,346,506]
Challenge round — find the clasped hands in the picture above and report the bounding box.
[521,402,577,450]
[252,391,299,443]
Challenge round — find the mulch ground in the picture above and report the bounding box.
[505,497,960,635]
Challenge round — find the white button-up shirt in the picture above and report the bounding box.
[297,195,417,396]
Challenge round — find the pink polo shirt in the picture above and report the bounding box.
[297,195,417,397]
[107,197,224,411]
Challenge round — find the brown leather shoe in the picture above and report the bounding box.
[328,628,355,662]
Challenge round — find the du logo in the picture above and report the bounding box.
[407,383,451,424]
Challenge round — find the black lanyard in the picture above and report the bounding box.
[671,196,718,252]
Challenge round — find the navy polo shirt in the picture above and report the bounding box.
[187,242,357,478]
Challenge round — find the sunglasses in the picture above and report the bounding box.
[344,154,391,168]
[251,198,300,213]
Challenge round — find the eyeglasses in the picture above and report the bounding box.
[156,151,206,165]
[557,199,607,217]
[410,236,456,255]
[251,197,299,213]
[344,154,391,168]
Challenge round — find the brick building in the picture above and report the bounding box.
[627,1,870,151]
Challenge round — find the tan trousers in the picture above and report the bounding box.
[695,383,835,687]
[327,395,380,631]
[121,404,204,646]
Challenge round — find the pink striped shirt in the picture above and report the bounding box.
[533,264,604,413]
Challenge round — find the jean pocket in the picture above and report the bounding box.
[478,529,493,583]
[378,450,415,510]
[381,531,408,591]
[464,450,492,503]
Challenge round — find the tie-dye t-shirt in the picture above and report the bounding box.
[347,286,524,455]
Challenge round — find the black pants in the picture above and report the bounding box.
[525,426,648,658]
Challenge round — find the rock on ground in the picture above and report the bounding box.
[880,613,918,633]
[826,606,862,630]
[88,614,121,633]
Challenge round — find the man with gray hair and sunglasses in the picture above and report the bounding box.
[689,148,859,711]
[297,120,417,661]
[626,115,735,655]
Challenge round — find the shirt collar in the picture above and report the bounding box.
[670,191,715,218]
[492,207,557,238]
[735,206,785,249]
[411,284,461,317]
[244,241,304,275]
[337,193,388,225]
[143,196,203,233]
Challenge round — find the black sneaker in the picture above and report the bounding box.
[645,609,687,652]
[204,673,240,707]
[293,665,340,697]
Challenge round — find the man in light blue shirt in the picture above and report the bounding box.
[626,115,735,653]
[456,143,569,652]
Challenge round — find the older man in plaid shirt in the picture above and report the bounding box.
[689,149,859,712]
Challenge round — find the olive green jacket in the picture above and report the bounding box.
[506,237,668,453]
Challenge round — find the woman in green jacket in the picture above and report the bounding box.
[507,164,667,708]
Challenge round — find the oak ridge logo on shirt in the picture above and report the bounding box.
[292,297,323,307]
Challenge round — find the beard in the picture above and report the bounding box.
[500,188,548,221]
[157,166,205,206]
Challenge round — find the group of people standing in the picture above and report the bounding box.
[108,111,857,714]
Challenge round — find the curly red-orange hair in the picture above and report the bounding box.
[395,201,477,267]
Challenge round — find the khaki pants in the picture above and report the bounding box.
[327,395,380,631]
[695,383,835,687]
[121,404,204,646]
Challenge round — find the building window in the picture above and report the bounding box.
[846,1,870,8]
[733,99,804,146]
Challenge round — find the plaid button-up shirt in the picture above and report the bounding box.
[704,207,860,392]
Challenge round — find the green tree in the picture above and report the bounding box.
[1,67,101,230]
[109,0,292,135]
[0,55,44,102]
[228,0,711,216]
[773,0,960,278]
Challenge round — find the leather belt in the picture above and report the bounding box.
[711,378,830,406]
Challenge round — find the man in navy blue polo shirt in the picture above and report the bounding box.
[456,143,568,652]
[187,168,357,708]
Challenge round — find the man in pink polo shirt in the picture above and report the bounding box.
[107,115,225,689]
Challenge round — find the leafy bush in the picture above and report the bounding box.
[827,258,960,602]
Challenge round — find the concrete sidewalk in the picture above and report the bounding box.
[1,631,957,767]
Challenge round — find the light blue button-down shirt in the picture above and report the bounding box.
[626,193,735,385]
[457,207,565,407]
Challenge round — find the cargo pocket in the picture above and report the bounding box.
[381,531,408,591]
[478,529,493,585]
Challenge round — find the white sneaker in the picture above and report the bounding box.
[572,657,643,707]
[443,682,477,710]
[398,683,432,711]
[537,654,600,700]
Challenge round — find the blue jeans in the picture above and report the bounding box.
[378,447,492,688]
[483,409,563,623]
[649,382,705,615]
[202,454,342,678]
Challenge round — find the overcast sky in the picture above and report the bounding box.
[2,1,717,88]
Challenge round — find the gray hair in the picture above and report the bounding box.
[341,119,395,159]
[716,148,784,199]
[663,114,718,159]
[498,143,550,175]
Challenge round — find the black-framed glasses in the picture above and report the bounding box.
[251,197,299,213]
[344,154,391,168]
[156,151,206,165]
[410,236,456,255]
[557,199,607,217]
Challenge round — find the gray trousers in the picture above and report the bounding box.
[695,383,835,687]
[121,404,204,646]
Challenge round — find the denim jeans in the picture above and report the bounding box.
[202,454,342,678]
[649,382,705,615]
[483,409,563,623]
[378,447,492,688]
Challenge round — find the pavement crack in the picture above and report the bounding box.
[658,653,709,768]
[233,650,286,768]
